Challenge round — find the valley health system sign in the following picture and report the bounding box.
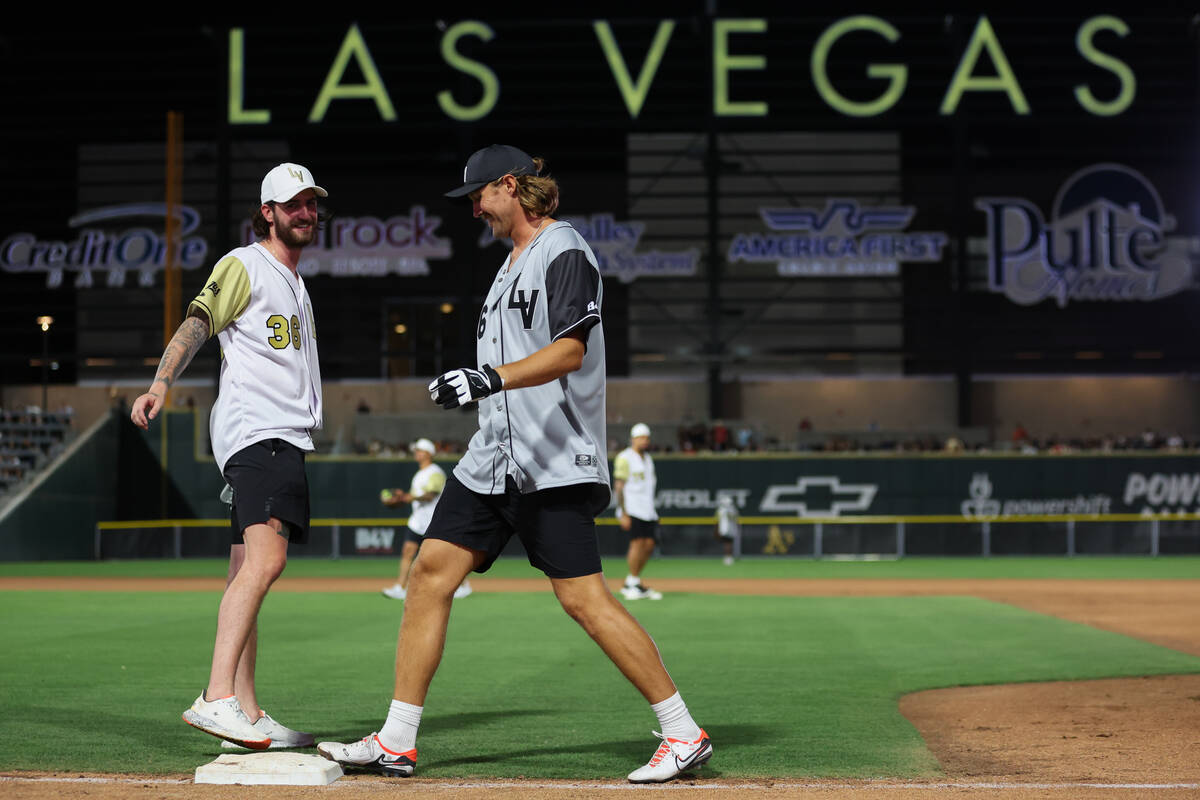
[976,163,1194,307]
[727,200,948,276]
[479,213,700,282]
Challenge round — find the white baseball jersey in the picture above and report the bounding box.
[189,242,323,473]
[454,221,609,498]
[407,463,446,535]
[613,447,658,521]
[716,501,740,539]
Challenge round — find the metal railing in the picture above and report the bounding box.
[95,512,1200,560]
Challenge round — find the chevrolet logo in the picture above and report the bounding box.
[760,476,877,518]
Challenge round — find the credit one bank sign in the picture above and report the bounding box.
[0,204,208,288]
[0,205,451,287]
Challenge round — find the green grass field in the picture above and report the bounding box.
[1,556,1198,778]
[3,554,1199,579]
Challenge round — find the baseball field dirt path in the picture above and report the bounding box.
[2,576,1198,799]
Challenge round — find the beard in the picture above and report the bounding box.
[275,217,316,248]
[481,213,511,240]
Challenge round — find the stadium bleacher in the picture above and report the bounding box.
[0,408,74,497]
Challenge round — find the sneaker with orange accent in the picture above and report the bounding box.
[221,710,314,749]
[627,729,712,783]
[182,692,271,750]
[316,733,417,777]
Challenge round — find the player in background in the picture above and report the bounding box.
[614,423,663,599]
[131,163,327,751]
[318,144,710,783]
[715,495,740,566]
[380,437,472,601]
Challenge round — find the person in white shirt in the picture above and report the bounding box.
[614,423,662,600]
[714,495,740,566]
[381,438,471,600]
[131,163,326,751]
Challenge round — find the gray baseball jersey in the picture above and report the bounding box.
[453,221,610,498]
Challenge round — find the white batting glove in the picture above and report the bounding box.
[429,364,504,410]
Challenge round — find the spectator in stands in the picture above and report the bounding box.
[711,420,730,452]
[1140,427,1158,449]
[735,425,755,451]
[1011,422,1029,444]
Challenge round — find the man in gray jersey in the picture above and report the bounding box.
[318,145,711,783]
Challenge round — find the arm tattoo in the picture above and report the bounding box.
[150,313,209,396]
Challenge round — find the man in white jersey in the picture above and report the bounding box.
[318,145,711,783]
[614,423,663,600]
[380,438,471,600]
[714,495,740,566]
[131,163,326,751]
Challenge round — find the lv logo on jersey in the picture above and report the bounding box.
[506,285,540,330]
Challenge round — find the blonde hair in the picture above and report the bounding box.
[490,157,559,217]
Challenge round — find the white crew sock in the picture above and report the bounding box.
[651,692,702,741]
[378,699,422,752]
[625,574,641,587]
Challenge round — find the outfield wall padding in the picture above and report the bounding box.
[14,409,1200,560]
[144,411,1200,519]
[0,412,120,560]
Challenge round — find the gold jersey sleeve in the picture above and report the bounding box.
[613,451,631,481]
[423,470,446,497]
[188,256,252,337]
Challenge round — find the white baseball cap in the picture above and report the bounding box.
[261,163,328,204]
[411,438,436,455]
[631,423,651,438]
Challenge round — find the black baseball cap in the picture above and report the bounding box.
[445,144,537,198]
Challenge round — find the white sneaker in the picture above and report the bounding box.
[382,584,406,600]
[453,580,473,599]
[317,733,417,777]
[621,583,663,600]
[222,710,314,749]
[723,556,735,566]
[182,693,270,749]
[628,729,712,783]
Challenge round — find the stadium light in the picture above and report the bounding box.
[36,316,54,412]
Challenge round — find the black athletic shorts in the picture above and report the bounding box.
[424,473,608,578]
[627,516,659,541]
[223,439,311,544]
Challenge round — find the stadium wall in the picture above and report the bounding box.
[0,412,119,559]
[84,411,1200,560]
